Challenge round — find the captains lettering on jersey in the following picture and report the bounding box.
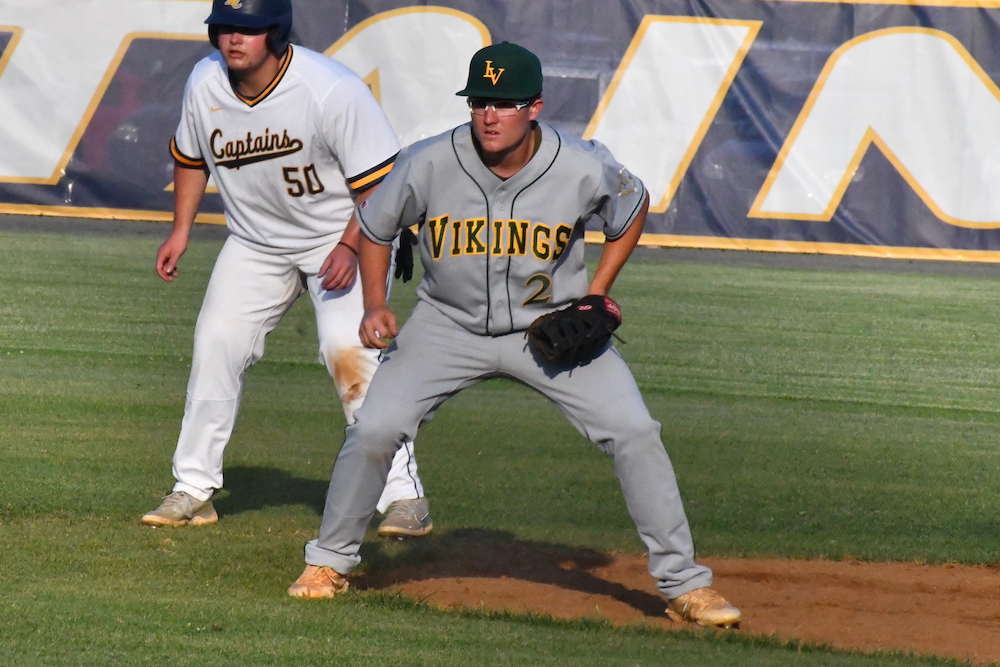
[210,128,304,169]
[426,215,572,261]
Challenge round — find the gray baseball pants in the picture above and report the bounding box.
[305,300,712,600]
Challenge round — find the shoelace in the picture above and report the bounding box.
[386,503,413,521]
[681,589,725,611]
[160,493,190,511]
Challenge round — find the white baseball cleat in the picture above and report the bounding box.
[377,498,433,537]
[141,491,218,527]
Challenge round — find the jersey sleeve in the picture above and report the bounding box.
[169,70,206,168]
[320,73,401,196]
[591,142,647,240]
[356,145,425,245]
[346,153,397,195]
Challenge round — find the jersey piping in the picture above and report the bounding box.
[506,130,561,328]
[606,179,647,242]
[230,44,294,108]
[451,127,495,334]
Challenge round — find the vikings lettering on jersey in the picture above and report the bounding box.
[426,216,573,261]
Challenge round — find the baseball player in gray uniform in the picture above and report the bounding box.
[141,0,432,538]
[287,42,740,628]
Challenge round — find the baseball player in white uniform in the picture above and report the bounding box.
[141,0,432,538]
[287,42,741,628]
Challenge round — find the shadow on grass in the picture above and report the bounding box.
[356,528,667,618]
[212,465,328,516]
[213,466,664,618]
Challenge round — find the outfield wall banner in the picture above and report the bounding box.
[2,0,1000,261]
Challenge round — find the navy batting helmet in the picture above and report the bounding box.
[206,0,293,55]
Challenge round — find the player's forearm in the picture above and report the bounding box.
[338,218,361,253]
[171,162,209,237]
[359,234,393,310]
[341,186,379,251]
[588,195,649,296]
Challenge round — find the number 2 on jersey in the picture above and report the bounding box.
[283,164,325,197]
[523,274,552,306]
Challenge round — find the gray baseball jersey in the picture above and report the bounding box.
[357,122,647,334]
[305,118,717,602]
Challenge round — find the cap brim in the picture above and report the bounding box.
[205,11,275,28]
[455,87,534,100]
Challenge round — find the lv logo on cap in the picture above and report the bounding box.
[483,60,504,85]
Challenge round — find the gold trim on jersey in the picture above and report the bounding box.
[231,44,294,107]
[170,136,207,168]
[348,153,397,194]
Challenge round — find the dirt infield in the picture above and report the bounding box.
[364,553,1000,665]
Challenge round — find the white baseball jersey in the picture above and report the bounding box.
[356,122,647,334]
[171,45,399,254]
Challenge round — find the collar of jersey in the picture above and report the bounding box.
[229,44,294,107]
[454,121,561,191]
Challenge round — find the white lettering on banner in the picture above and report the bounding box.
[0,0,208,183]
[751,28,1000,228]
[324,7,489,147]
[584,16,761,213]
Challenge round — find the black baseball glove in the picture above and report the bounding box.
[393,227,418,282]
[526,294,622,367]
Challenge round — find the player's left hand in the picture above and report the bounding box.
[318,243,358,291]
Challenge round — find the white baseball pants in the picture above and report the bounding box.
[171,236,423,512]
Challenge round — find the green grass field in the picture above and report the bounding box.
[1,225,997,665]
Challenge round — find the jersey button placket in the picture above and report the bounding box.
[495,190,515,333]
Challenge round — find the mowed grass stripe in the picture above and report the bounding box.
[0,227,995,665]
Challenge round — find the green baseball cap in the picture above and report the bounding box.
[456,42,543,100]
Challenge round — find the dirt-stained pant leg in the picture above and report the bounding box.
[305,264,424,512]
[307,303,712,599]
[172,238,302,500]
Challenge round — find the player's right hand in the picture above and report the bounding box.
[318,243,359,292]
[360,306,398,349]
[155,232,189,282]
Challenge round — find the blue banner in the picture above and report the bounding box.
[2,0,1000,260]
